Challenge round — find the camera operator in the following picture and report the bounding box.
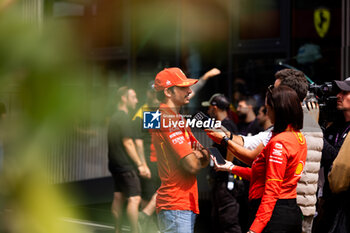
[313,77,350,233]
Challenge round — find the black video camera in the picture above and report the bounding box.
[308,81,339,127]
[308,82,337,108]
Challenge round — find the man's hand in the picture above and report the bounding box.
[219,125,232,138]
[138,164,151,179]
[191,140,209,167]
[306,101,320,123]
[202,68,221,81]
[197,148,210,168]
[205,128,227,144]
[192,141,204,151]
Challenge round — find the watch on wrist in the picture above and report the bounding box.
[221,136,230,147]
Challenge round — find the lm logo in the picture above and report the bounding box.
[143,110,161,129]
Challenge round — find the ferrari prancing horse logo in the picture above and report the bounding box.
[314,8,330,38]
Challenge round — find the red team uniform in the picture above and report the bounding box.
[152,103,201,214]
[231,127,307,233]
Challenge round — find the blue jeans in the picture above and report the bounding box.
[158,210,197,233]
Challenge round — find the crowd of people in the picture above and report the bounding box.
[107,67,350,233]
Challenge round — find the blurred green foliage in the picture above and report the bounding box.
[0,1,232,232]
[0,3,96,233]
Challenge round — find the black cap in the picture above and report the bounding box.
[202,93,230,110]
[334,77,350,92]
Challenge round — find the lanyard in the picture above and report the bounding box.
[335,124,350,145]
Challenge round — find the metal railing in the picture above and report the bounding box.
[47,126,213,186]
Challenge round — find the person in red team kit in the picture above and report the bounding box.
[207,85,307,233]
[152,67,210,233]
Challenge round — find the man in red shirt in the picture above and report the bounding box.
[152,67,210,233]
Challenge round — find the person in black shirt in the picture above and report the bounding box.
[236,96,263,136]
[132,84,160,232]
[313,77,350,233]
[202,94,243,233]
[108,87,150,233]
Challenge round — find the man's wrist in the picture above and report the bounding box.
[221,136,230,147]
[199,148,209,158]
